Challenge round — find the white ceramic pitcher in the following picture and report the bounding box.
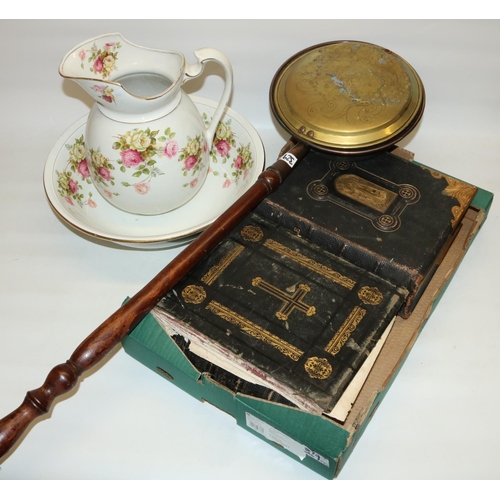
[59,33,233,215]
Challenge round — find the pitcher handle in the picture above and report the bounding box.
[185,48,233,151]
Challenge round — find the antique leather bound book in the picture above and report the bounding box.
[154,212,407,415]
[153,148,477,416]
[255,149,478,316]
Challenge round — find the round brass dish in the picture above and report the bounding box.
[270,41,425,154]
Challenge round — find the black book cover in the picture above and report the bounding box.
[255,149,477,316]
[155,213,407,414]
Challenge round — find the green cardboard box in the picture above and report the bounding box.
[122,186,492,479]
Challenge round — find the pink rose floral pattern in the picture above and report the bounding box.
[56,135,97,208]
[90,84,116,104]
[177,135,207,188]
[231,143,254,183]
[113,128,165,194]
[203,113,255,188]
[160,127,179,159]
[56,118,253,206]
[79,41,122,80]
[88,148,118,198]
[210,120,235,164]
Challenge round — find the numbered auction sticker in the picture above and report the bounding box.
[279,152,299,168]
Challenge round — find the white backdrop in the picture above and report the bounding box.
[0,19,499,480]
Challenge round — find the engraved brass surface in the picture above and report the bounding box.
[335,174,398,213]
[271,41,425,153]
[430,171,478,227]
[307,161,421,232]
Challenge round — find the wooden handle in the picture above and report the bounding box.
[0,140,309,460]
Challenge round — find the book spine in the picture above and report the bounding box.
[255,200,420,317]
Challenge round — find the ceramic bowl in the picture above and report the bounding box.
[43,96,265,249]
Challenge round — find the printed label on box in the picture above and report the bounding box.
[245,412,329,467]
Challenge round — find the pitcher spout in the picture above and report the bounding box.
[59,33,185,119]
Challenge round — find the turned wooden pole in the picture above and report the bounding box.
[0,140,308,459]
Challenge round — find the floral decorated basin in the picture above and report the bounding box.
[44,97,265,249]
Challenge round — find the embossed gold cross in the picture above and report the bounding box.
[252,277,316,321]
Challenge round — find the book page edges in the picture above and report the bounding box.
[150,309,396,422]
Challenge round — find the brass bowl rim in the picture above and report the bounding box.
[269,40,426,155]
